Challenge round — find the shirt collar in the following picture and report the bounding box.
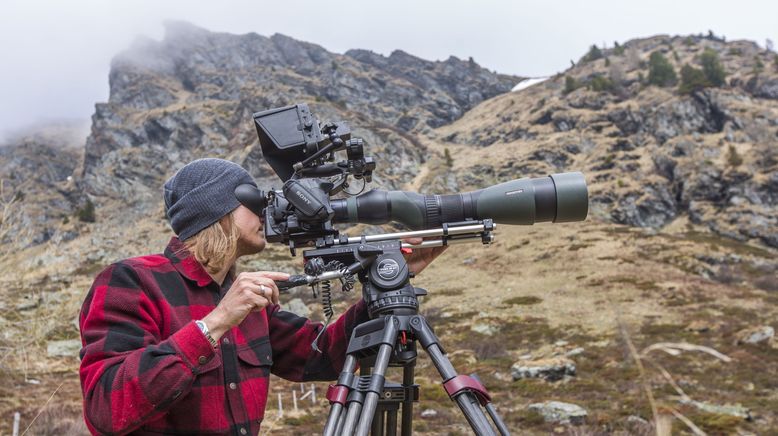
[164,236,215,287]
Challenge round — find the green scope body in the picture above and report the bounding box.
[330,172,588,229]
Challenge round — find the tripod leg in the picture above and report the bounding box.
[324,354,358,436]
[355,341,395,436]
[371,406,385,436]
[385,409,397,436]
[485,403,511,436]
[426,343,496,435]
[341,395,363,435]
[410,315,497,435]
[400,364,414,436]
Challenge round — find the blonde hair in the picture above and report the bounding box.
[181,210,240,275]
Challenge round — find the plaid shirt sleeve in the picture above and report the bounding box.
[79,262,218,435]
[267,298,370,382]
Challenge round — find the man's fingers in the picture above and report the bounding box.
[250,278,279,294]
[247,293,270,312]
[247,271,290,281]
[403,237,423,245]
[249,278,280,305]
[269,283,279,305]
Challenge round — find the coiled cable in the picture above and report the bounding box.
[310,259,355,352]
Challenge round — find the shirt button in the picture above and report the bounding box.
[229,382,237,390]
[239,428,247,435]
[198,356,208,365]
[223,338,230,345]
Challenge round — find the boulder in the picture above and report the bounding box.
[680,399,752,421]
[470,323,499,336]
[511,357,576,381]
[47,339,82,357]
[282,298,312,318]
[528,401,587,425]
[735,326,774,345]
[420,409,438,418]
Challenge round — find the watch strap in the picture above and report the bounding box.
[195,320,218,348]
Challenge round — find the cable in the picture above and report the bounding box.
[343,177,367,196]
[310,259,355,352]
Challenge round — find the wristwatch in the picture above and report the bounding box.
[195,320,218,348]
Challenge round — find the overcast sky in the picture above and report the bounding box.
[1,0,776,143]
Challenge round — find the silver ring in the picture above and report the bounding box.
[259,284,267,296]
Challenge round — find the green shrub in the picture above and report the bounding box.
[444,148,453,167]
[589,74,614,92]
[581,44,603,63]
[647,51,677,87]
[564,76,579,94]
[77,199,96,223]
[726,145,743,167]
[752,56,764,75]
[613,41,625,56]
[700,48,726,86]
[678,64,709,94]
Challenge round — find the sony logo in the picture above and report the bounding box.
[295,189,312,205]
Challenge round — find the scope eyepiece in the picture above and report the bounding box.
[235,184,267,217]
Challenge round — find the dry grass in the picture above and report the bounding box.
[0,205,775,434]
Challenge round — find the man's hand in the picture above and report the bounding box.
[402,237,448,275]
[201,271,289,341]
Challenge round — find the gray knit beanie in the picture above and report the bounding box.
[163,158,257,241]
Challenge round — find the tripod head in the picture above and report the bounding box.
[277,220,495,349]
[278,220,494,307]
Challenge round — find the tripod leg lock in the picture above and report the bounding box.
[326,384,349,405]
[443,374,492,406]
[366,374,386,395]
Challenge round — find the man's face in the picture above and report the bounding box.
[233,204,266,256]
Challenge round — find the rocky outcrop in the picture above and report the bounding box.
[345,49,519,126]
[607,90,730,144]
[79,21,520,231]
[0,138,81,248]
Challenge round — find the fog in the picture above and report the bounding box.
[1,0,776,143]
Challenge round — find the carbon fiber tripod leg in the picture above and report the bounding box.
[410,315,507,435]
[324,354,358,436]
[354,339,396,436]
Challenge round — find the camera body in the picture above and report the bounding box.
[237,103,376,253]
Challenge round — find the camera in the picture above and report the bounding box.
[235,103,588,255]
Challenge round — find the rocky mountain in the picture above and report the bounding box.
[428,34,778,248]
[80,20,519,224]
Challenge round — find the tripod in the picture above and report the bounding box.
[281,221,511,435]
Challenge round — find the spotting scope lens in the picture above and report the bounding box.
[331,172,588,229]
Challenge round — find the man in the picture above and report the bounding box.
[78,158,445,435]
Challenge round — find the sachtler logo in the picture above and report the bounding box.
[377,259,400,280]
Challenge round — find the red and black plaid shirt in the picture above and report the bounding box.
[79,236,368,435]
